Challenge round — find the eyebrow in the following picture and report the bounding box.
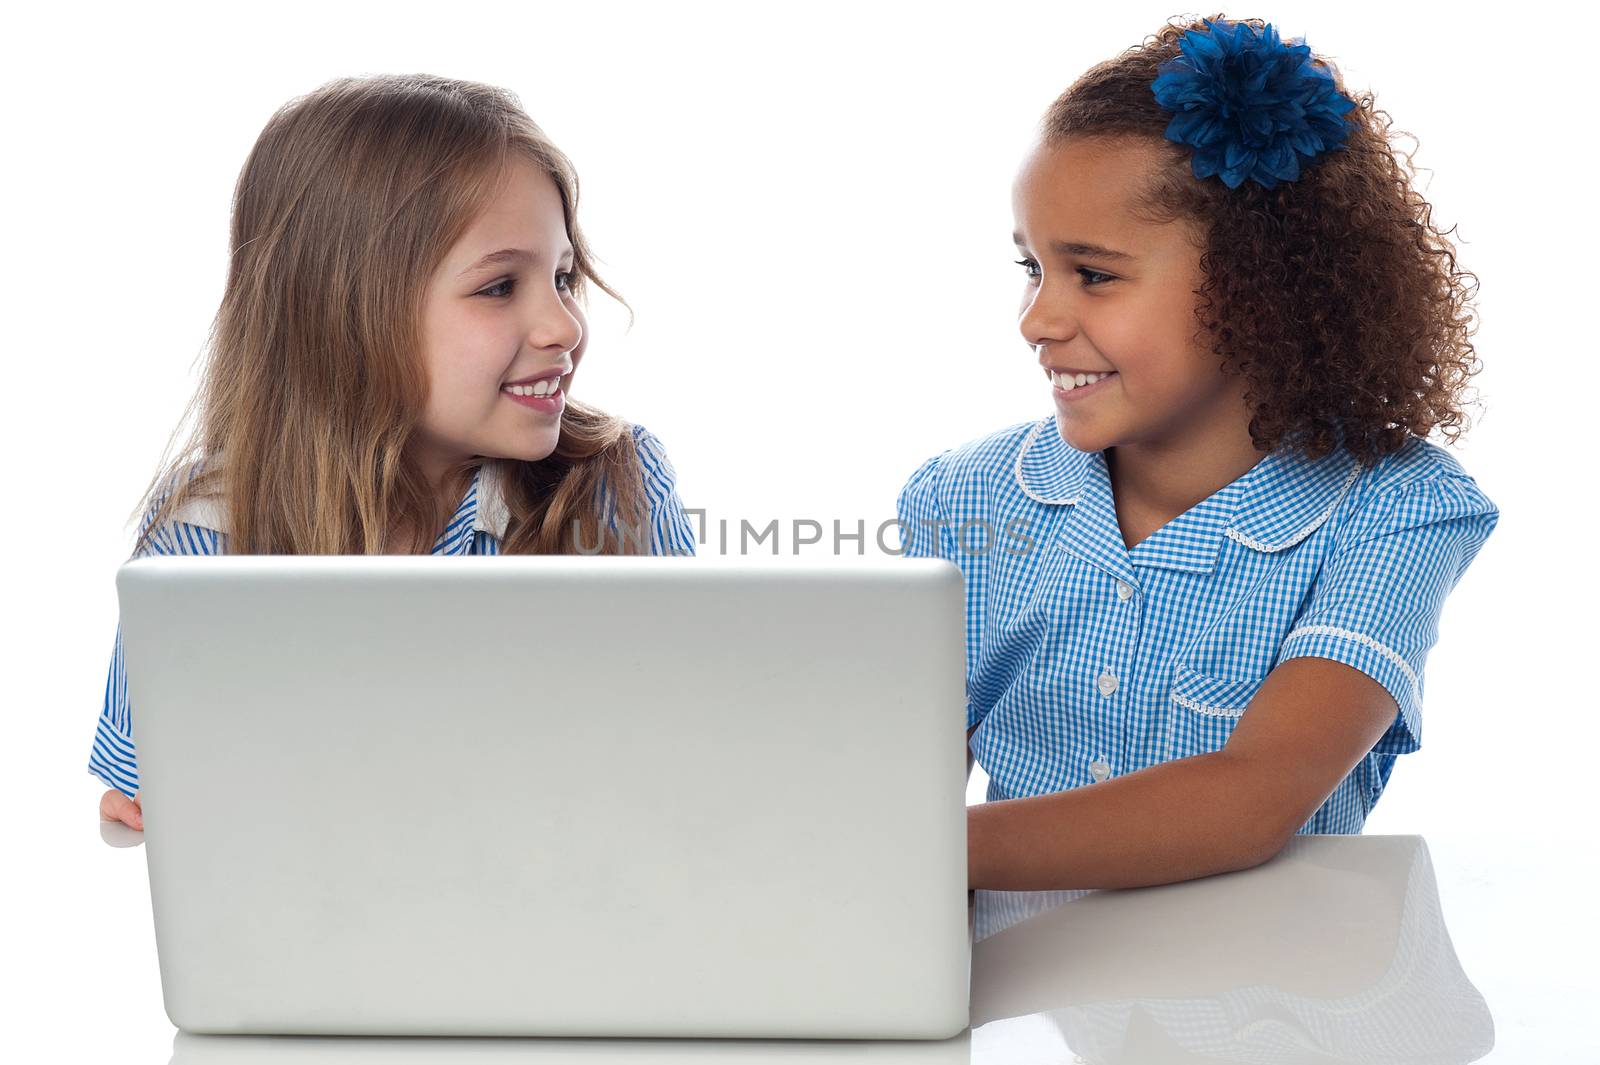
[457,245,576,279]
[1011,234,1135,262]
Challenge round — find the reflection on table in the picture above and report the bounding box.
[162,835,1489,1064]
[971,834,1493,1063]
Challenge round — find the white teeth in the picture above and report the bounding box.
[504,380,561,397]
[1053,371,1113,391]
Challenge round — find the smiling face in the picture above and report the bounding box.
[1011,135,1250,456]
[413,156,585,485]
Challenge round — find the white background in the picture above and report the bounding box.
[4,0,1593,1060]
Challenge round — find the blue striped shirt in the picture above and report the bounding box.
[88,424,696,799]
[897,417,1499,834]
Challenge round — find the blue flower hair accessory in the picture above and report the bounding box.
[1151,19,1356,190]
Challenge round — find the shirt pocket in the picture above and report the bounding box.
[1165,663,1267,756]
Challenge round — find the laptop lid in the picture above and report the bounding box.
[118,556,970,1038]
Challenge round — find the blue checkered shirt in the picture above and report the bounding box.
[897,418,1499,833]
[88,424,696,799]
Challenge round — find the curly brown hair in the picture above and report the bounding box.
[1041,14,1481,466]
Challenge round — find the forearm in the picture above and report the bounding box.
[966,749,1296,891]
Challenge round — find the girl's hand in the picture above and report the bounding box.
[99,789,143,830]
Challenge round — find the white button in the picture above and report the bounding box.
[1115,580,1135,601]
[1089,760,1111,782]
[1097,671,1118,696]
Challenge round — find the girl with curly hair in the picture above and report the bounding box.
[897,16,1499,890]
[91,74,697,830]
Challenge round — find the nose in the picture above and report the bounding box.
[527,290,582,355]
[1018,280,1078,354]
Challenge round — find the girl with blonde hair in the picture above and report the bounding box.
[92,74,695,828]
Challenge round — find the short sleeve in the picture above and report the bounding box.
[897,451,986,731]
[632,424,697,557]
[87,484,226,798]
[88,625,139,799]
[1273,473,1499,756]
[895,451,956,560]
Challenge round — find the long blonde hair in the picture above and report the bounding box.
[133,74,647,556]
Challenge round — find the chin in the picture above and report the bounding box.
[1054,414,1109,454]
[485,433,562,465]
[523,438,562,463]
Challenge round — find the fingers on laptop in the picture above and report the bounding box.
[100,789,143,830]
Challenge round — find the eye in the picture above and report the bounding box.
[556,270,575,292]
[479,277,516,299]
[1014,258,1041,281]
[1077,267,1116,286]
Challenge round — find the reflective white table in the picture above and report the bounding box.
[96,825,1494,1064]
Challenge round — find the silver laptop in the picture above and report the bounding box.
[117,555,970,1038]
